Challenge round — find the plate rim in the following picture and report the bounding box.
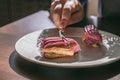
[15,27,120,68]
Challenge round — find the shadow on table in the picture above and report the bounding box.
[9,51,120,80]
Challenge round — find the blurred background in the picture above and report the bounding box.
[1,0,120,28]
[0,0,51,27]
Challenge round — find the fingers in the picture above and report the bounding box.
[69,9,83,25]
[53,3,63,28]
[60,0,76,28]
[50,0,83,29]
[50,0,60,19]
[50,0,67,29]
[68,2,83,25]
[50,1,63,28]
[60,0,83,28]
[60,8,71,28]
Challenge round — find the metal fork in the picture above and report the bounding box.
[59,29,70,48]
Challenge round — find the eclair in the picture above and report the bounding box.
[40,37,81,58]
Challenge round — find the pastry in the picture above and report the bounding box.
[82,25,102,47]
[40,37,81,58]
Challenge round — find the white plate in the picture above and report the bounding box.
[15,28,120,68]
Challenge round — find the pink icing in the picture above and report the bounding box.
[40,37,81,52]
[83,25,102,45]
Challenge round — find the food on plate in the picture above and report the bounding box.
[40,37,81,58]
[82,25,102,47]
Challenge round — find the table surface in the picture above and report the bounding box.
[0,10,120,80]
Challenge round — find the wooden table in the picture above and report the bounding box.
[0,10,120,80]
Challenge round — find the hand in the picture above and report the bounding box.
[50,0,83,29]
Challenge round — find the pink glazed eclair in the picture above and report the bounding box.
[40,37,81,58]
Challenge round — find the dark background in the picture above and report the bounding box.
[0,0,51,27]
[1,0,120,28]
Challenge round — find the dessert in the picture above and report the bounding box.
[40,37,81,58]
[82,25,102,47]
